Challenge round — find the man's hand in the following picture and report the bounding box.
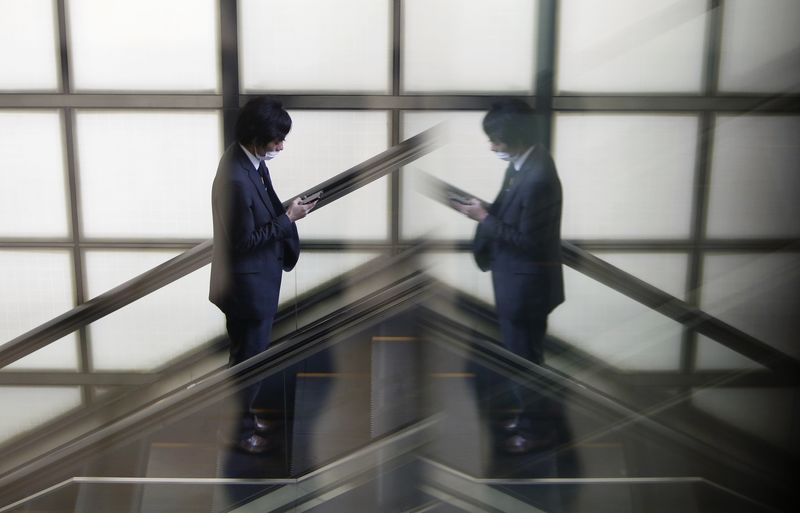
[452,198,488,222]
[286,197,317,222]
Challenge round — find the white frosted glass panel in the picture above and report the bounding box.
[270,111,390,239]
[403,0,536,93]
[424,252,494,305]
[707,116,800,238]
[554,114,698,239]
[0,111,69,237]
[695,335,763,371]
[0,387,82,443]
[557,0,706,93]
[718,0,800,93]
[84,251,225,371]
[0,250,79,371]
[0,0,59,91]
[76,111,221,238]
[400,111,504,240]
[240,0,390,93]
[598,252,689,300]
[67,0,219,92]
[279,252,380,307]
[549,267,683,371]
[700,252,799,359]
[692,388,795,448]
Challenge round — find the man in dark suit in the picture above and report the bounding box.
[210,97,316,454]
[453,98,564,453]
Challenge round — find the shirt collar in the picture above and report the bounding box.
[512,146,535,171]
[239,143,261,171]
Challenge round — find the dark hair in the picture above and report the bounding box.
[482,98,538,149]
[235,97,292,146]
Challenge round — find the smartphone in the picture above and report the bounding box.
[300,190,323,204]
[447,192,470,205]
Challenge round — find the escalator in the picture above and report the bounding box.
[0,128,798,512]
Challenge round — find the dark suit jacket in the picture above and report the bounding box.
[209,144,300,319]
[473,145,565,316]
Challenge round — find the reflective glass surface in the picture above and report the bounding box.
[402,0,537,93]
[0,0,60,91]
[67,0,219,92]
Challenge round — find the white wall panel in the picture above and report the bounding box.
[0,0,60,91]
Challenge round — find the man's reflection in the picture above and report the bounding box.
[452,98,565,454]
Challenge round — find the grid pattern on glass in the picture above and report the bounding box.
[400,111,504,240]
[269,110,391,240]
[557,0,706,93]
[402,0,537,93]
[553,113,698,239]
[84,250,224,371]
[0,386,82,443]
[66,0,219,92]
[700,252,800,360]
[706,115,800,238]
[0,0,60,91]
[549,267,683,371]
[75,110,222,239]
[0,110,70,237]
[691,387,796,448]
[278,252,381,307]
[0,250,79,371]
[718,0,800,93]
[239,0,390,93]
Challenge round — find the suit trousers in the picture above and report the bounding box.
[490,271,550,430]
[226,314,273,440]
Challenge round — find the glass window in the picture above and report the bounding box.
[424,252,495,305]
[0,110,70,238]
[0,250,79,371]
[270,110,390,240]
[700,252,799,360]
[402,0,537,93]
[706,115,800,238]
[67,0,219,92]
[718,0,800,93]
[0,386,82,443]
[400,111,504,240]
[557,0,706,93]
[84,250,224,371]
[596,252,689,300]
[279,252,382,307]
[549,267,684,371]
[239,0,390,93]
[553,113,698,239]
[75,110,221,239]
[0,0,60,91]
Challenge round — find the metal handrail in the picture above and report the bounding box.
[0,126,444,369]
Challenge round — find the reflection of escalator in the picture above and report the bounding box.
[0,252,792,512]
[1,130,799,511]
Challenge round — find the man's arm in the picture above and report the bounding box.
[223,180,294,253]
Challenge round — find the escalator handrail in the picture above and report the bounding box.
[422,174,800,378]
[0,126,444,369]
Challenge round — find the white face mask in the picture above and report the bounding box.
[493,151,512,161]
[254,148,280,161]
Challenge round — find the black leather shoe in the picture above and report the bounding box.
[236,434,273,454]
[254,416,278,435]
[498,416,522,433]
[502,432,556,454]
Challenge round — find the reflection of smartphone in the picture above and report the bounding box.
[300,190,323,204]
[447,192,470,205]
